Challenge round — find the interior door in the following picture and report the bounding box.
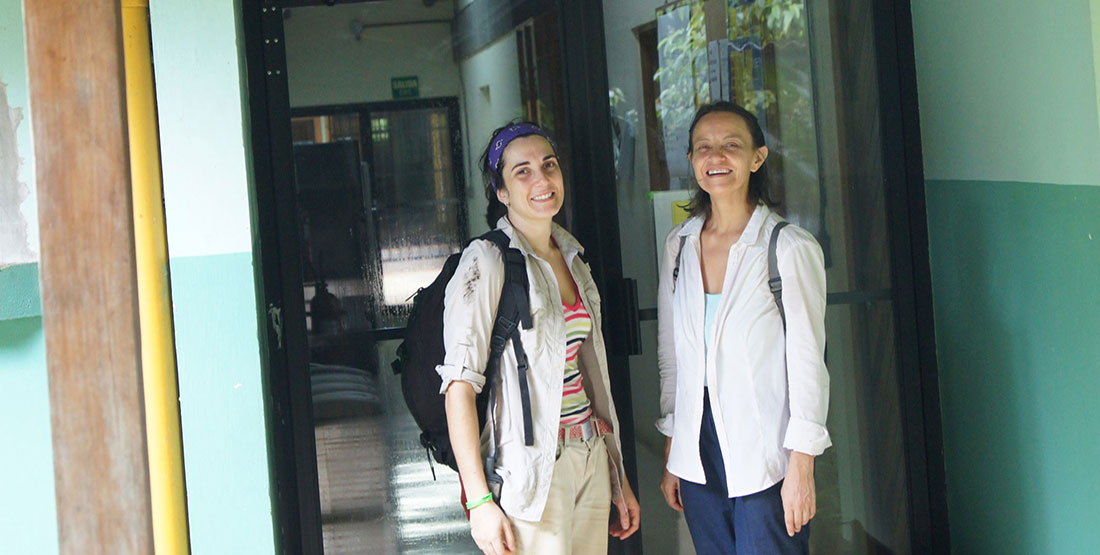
[288,98,473,553]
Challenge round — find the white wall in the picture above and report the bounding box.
[459,33,524,235]
[912,0,1100,186]
[0,0,36,265]
[283,0,520,237]
[284,1,461,107]
[152,2,256,259]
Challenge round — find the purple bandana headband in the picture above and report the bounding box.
[488,123,556,191]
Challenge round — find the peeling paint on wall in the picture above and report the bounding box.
[0,80,34,266]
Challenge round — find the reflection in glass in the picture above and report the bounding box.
[291,100,472,553]
[367,107,464,326]
[284,1,567,552]
[609,0,913,552]
[311,340,477,554]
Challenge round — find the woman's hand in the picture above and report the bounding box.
[659,469,683,511]
[780,451,816,537]
[659,436,683,511]
[469,501,515,555]
[446,382,512,553]
[610,480,641,539]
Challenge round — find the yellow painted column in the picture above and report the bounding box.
[121,0,191,553]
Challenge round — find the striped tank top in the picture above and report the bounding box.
[560,291,594,427]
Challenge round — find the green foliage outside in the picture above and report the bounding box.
[652,0,813,184]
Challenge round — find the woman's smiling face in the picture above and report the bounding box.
[497,134,564,225]
[688,111,768,202]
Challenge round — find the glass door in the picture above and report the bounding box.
[277,2,570,552]
[289,98,470,553]
[600,0,930,552]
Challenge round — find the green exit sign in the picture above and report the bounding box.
[391,76,419,99]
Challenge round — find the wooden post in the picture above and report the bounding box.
[23,1,154,552]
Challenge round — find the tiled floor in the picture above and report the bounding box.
[311,341,696,554]
[314,349,478,554]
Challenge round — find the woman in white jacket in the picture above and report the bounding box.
[656,102,831,554]
[439,122,640,555]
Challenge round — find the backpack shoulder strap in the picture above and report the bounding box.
[768,221,790,331]
[479,229,535,446]
[671,234,688,292]
[479,230,532,329]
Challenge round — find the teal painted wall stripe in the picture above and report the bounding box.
[0,263,41,320]
[0,317,58,555]
[926,179,1100,554]
[169,252,276,554]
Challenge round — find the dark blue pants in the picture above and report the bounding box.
[679,394,810,554]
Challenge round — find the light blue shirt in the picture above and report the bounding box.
[703,293,721,388]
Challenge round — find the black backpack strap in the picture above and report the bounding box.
[671,235,687,292]
[768,222,789,331]
[480,230,536,446]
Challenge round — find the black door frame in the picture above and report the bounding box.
[242,2,323,554]
[240,1,949,553]
[872,2,951,552]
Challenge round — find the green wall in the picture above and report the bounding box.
[0,317,58,555]
[168,253,274,554]
[913,0,1100,552]
[925,180,1100,553]
[0,262,39,318]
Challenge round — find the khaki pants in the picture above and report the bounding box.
[511,436,612,554]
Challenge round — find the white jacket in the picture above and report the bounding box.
[657,204,831,497]
[436,217,628,522]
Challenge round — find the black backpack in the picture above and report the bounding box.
[391,229,535,476]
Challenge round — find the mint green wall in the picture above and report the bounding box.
[150,1,276,552]
[167,253,274,554]
[0,317,58,555]
[913,1,1100,553]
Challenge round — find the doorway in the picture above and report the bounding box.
[241,0,948,553]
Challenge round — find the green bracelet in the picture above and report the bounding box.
[465,492,494,510]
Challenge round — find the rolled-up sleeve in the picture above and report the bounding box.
[655,229,680,437]
[436,240,505,395]
[777,229,832,456]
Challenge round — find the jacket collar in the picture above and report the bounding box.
[495,216,585,261]
[677,203,770,247]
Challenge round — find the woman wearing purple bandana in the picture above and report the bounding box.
[436,122,641,554]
